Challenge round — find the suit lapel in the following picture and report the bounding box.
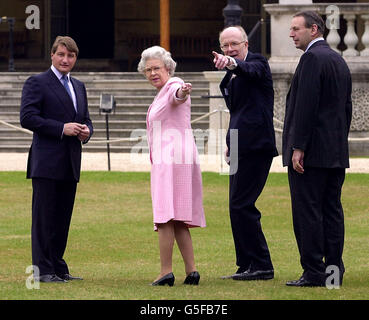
[46,69,76,118]
[70,77,83,115]
[220,71,233,89]
[286,52,305,108]
[220,71,233,109]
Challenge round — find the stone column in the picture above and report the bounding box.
[264,2,309,74]
[343,14,359,57]
[360,14,369,56]
[326,27,341,54]
[203,71,229,156]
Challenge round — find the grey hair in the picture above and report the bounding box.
[219,25,248,43]
[137,45,176,76]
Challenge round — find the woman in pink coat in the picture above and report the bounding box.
[138,46,206,286]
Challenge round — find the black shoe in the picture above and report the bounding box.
[36,274,67,283]
[151,273,175,286]
[59,274,83,281]
[184,271,200,285]
[221,268,247,279]
[232,269,274,281]
[286,276,325,287]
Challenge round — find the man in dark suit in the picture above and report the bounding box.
[283,11,352,287]
[20,36,93,283]
[212,26,278,281]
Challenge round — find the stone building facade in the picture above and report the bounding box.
[0,0,277,71]
[1,0,368,154]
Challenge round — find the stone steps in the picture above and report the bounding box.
[0,105,209,117]
[1,118,209,130]
[0,72,210,153]
[0,94,209,104]
[0,80,210,90]
[0,71,207,81]
[1,110,208,121]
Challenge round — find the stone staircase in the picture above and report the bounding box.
[0,72,210,153]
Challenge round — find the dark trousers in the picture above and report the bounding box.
[229,153,274,271]
[288,166,345,284]
[31,178,77,276]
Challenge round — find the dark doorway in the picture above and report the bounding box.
[68,0,114,59]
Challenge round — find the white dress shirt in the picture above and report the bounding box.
[305,37,324,52]
[226,52,248,70]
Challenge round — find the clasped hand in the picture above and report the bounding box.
[64,122,90,141]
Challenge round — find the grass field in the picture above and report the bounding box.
[0,171,368,300]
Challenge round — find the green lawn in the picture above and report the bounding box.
[0,172,368,300]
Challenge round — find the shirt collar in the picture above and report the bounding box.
[51,65,70,81]
[305,37,324,52]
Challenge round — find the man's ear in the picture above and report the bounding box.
[311,24,319,36]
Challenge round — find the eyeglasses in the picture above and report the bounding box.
[220,41,246,51]
[144,66,164,74]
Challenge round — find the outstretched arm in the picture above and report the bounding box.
[212,51,233,70]
[176,82,192,100]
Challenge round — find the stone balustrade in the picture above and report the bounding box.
[203,3,369,157]
[262,2,369,156]
[264,3,369,64]
[323,4,369,57]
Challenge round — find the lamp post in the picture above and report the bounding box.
[223,0,243,27]
[0,16,15,71]
[99,94,116,171]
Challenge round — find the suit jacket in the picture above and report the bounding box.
[220,51,278,156]
[20,68,93,182]
[282,40,352,168]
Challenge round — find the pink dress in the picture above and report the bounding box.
[146,77,206,231]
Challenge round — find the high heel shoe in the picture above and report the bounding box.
[183,271,200,285]
[151,272,175,286]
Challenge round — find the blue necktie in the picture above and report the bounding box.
[61,75,76,111]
